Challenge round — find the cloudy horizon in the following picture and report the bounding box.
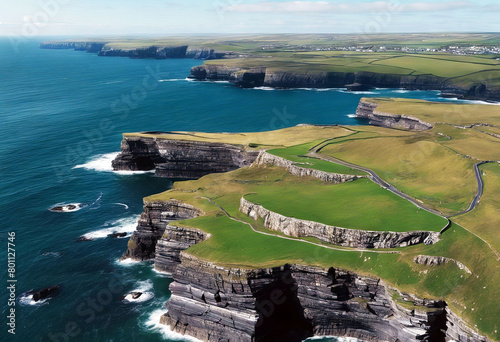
[1,0,499,36]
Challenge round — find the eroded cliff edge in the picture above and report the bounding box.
[120,195,488,342]
[158,241,489,342]
[355,98,434,130]
[189,64,500,101]
[112,135,259,179]
[240,197,441,248]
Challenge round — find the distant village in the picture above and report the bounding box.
[261,44,500,56]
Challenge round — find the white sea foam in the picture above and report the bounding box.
[73,152,119,172]
[253,86,275,91]
[80,215,139,240]
[113,203,129,209]
[115,258,142,266]
[73,153,154,174]
[49,202,85,212]
[144,309,202,341]
[152,266,173,278]
[158,79,184,82]
[350,91,378,94]
[122,280,154,303]
[392,89,411,93]
[19,293,49,306]
[347,114,357,118]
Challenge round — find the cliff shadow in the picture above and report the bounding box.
[250,266,313,342]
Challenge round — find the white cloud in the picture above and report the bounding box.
[223,1,473,14]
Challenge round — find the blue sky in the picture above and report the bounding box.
[0,0,498,36]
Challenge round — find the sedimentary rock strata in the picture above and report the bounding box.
[112,135,259,179]
[160,253,489,342]
[240,197,441,249]
[189,64,500,101]
[253,151,363,183]
[120,200,203,261]
[355,99,434,131]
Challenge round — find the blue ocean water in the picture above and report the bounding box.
[0,38,473,342]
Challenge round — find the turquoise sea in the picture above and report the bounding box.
[0,38,475,342]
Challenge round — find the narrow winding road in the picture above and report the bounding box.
[305,144,499,259]
[448,161,491,217]
[305,151,445,217]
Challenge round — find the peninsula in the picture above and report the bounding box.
[113,98,499,341]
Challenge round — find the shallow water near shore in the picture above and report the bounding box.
[0,38,477,341]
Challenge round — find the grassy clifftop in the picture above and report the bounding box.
[362,97,500,126]
[127,98,499,339]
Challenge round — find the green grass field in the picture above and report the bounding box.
[267,140,368,176]
[245,177,447,232]
[57,33,500,51]
[364,97,500,127]
[320,132,478,214]
[123,125,353,150]
[144,162,498,340]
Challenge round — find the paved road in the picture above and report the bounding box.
[305,151,445,217]
[305,148,500,259]
[448,161,491,217]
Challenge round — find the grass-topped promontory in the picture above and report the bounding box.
[362,97,500,127]
[144,164,498,340]
[245,178,446,232]
[123,125,353,150]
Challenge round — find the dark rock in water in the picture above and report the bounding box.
[131,292,142,299]
[50,204,78,212]
[345,83,373,91]
[77,236,93,242]
[120,292,142,301]
[29,285,61,302]
[112,232,127,238]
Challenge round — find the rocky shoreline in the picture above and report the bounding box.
[354,99,434,130]
[189,64,500,102]
[40,41,500,101]
[111,135,259,179]
[115,150,490,342]
[122,205,488,341]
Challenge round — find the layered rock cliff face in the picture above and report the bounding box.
[189,65,500,101]
[154,225,209,274]
[120,200,203,261]
[355,99,434,130]
[240,197,441,249]
[112,135,259,179]
[98,45,188,59]
[159,253,489,342]
[253,151,363,183]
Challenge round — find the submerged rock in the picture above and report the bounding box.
[77,236,93,242]
[27,285,61,302]
[120,292,143,301]
[111,232,128,238]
